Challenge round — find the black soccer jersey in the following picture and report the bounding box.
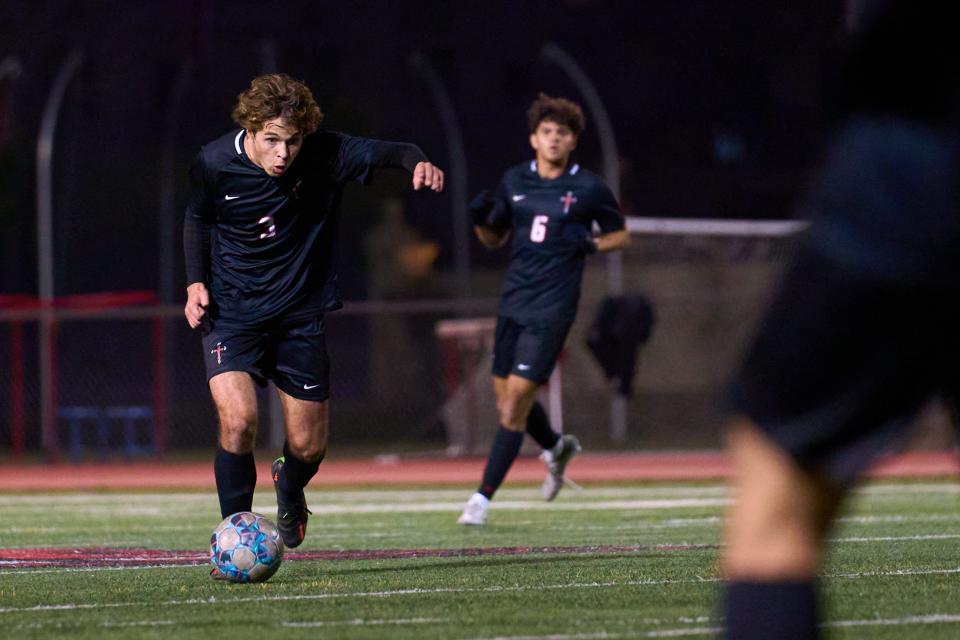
[183,128,426,327]
[488,160,625,323]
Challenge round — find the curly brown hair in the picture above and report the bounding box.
[232,73,324,134]
[526,93,585,136]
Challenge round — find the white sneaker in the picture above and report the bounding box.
[540,434,582,501]
[457,492,490,526]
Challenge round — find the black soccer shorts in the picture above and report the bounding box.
[202,315,330,402]
[491,315,573,385]
[729,117,960,485]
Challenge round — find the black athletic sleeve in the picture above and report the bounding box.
[591,182,625,233]
[486,179,513,230]
[183,152,215,285]
[330,133,428,184]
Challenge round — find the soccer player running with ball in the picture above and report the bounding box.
[457,94,630,526]
[182,74,444,561]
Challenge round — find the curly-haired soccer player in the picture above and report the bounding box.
[457,93,630,525]
[182,74,444,563]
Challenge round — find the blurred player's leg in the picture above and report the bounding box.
[458,375,538,525]
[272,390,327,547]
[540,432,582,501]
[210,372,259,519]
[722,419,844,640]
[525,401,559,449]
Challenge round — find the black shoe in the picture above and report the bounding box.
[272,456,311,548]
[210,566,232,581]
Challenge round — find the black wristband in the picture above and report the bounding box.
[582,236,598,254]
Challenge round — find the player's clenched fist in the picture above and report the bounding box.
[412,161,444,192]
[184,282,210,329]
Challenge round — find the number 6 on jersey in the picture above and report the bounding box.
[530,215,549,242]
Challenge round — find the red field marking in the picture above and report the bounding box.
[0,451,955,491]
[0,543,716,569]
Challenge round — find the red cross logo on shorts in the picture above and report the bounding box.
[560,191,577,214]
[210,342,227,365]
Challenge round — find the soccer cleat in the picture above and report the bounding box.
[457,492,490,526]
[210,566,231,581]
[540,434,582,501]
[272,457,312,548]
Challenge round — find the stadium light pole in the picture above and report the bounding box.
[159,58,192,304]
[407,52,470,304]
[538,42,628,443]
[156,57,193,455]
[2,55,24,457]
[37,47,84,457]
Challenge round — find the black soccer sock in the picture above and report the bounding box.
[723,580,819,640]
[214,447,257,519]
[525,401,560,450]
[278,440,323,495]
[478,426,524,499]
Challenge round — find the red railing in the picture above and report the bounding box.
[0,291,165,459]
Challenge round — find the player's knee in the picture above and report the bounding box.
[287,430,327,462]
[497,403,528,431]
[724,525,821,580]
[724,496,824,579]
[218,413,256,447]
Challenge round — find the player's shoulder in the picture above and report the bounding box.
[198,129,246,172]
[571,166,617,200]
[298,128,354,161]
[569,164,608,189]
[500,161,534,183]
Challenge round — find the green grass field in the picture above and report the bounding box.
[1,480,959,639]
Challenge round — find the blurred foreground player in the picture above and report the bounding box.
[182,74,444,557]
[721,2,959,637]
[457,94,630,525]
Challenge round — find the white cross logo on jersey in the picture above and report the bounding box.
[560,191,577,214]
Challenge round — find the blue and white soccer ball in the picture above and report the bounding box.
[210,512,284,583]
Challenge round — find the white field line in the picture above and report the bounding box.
[3,566,960,614]
[467,634,627,640]
[468,613,960,640]
[0,498,732,516]
[643,630,720,638]
[824,613,960,628]
[12,512,960,538]
[2,480,958,509]
[0,486,731,506]
[832,533,960,543]
[0,564,194,576]
[307,498,731,514]
[853,483,960,496]
[281,617,448,627]
[14,620,175,630]
[2,532,960,576]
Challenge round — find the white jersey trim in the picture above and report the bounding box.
[234,130,245,154]
[529,160,581,175]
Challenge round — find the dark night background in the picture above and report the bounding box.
[0,0,845,301]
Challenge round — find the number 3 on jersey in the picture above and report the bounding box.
[257,215,276,239]
[530,215,549,243]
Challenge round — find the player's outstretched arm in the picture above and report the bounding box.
[412,161,444,192]
[593,229,631,253]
